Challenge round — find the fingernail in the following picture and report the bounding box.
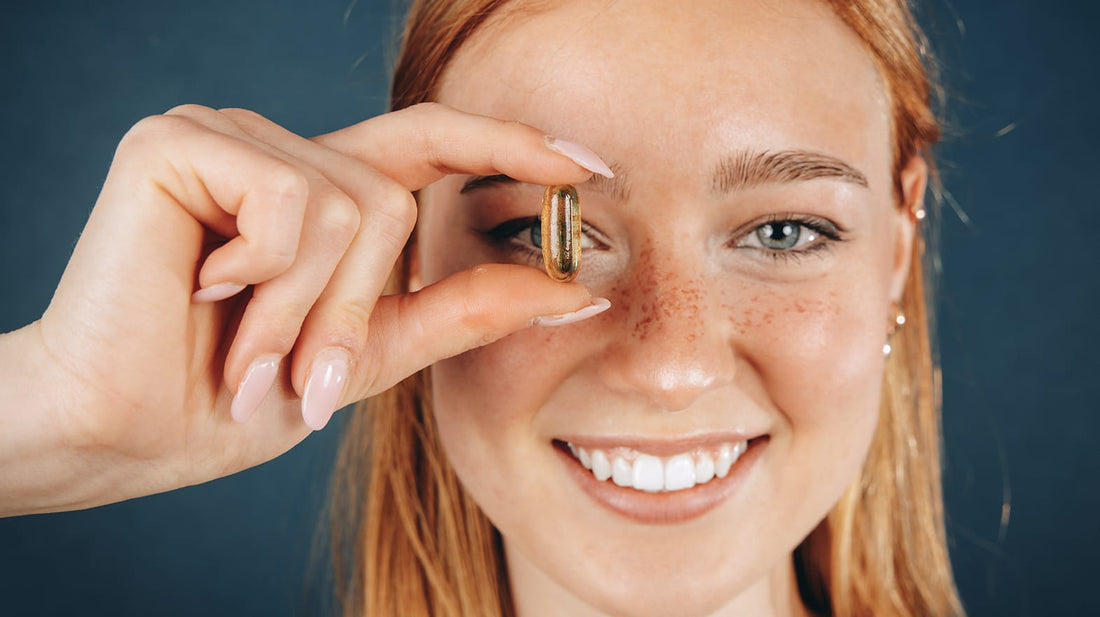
[231,355,280,423]
[532,297,611,327]
[192,283,246,303]
[544,136,615,178]
[301,348,349,431]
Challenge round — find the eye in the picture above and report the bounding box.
[746,221,814,250]
[734,215,842,255]
[482,217,602,257]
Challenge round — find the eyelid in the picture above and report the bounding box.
[731,214,844,243]
[481,217,609,252]
[729,213,846,261]
[734,214,844,238]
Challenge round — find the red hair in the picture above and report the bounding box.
[331,2,964,615]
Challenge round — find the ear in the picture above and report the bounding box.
[889,155,927,303]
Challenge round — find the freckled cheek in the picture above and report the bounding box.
[729,291,884,431]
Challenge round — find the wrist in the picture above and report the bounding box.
[0,322,128,516]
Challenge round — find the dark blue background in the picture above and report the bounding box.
[1,1,1096,615]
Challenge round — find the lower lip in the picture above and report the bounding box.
[552,437,768,524]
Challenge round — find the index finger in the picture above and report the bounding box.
[313,102,613,190]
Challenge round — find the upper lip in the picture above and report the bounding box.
[554,431,765,457]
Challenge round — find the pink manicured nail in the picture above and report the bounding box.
[544,136,615,178]
[231,355,280,423]
[301,348,349,431]
[532,297,612,327]
[191,283,246,303]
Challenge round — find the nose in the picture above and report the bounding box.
[596,245,737,412]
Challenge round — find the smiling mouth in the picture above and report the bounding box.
[551,434,768,523]
[562,440,748,493]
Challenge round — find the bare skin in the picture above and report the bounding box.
[0,104,610,516]
[415,1,925,616]
[1,1,927,616]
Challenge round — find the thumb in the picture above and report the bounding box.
[336,264,608,415]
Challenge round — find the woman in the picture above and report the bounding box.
[0,0,963,615]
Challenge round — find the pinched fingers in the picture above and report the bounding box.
[188,104,615,430]
[299,264,610,430]
[314,102,614,191]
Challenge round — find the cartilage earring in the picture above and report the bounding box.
[883,304,906,357]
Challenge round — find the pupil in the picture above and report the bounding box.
[758,222,800,250]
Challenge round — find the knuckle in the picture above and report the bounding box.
[316,190,362,240]
[217,107,263,123]
[119,114,194,151]
[164,103,216,119]
[373,185,418,243]
[458,270,497,332]
[256,240,298,270]
[324,302,375,343]
[263,161,311,202]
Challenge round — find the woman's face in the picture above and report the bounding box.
[416,0,919,615]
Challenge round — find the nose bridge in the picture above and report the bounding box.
[599,238,736,412]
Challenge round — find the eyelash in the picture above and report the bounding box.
[731,213,846,263]
[480,214,845,264]
[481,216,603,262]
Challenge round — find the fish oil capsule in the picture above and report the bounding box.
[541,185,581,281]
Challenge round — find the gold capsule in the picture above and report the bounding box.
[541,184,581,282]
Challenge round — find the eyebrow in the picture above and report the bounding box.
[712,149,868,193]
[458,149,867,198]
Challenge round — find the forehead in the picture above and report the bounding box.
[437,0,892,187]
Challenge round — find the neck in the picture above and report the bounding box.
[506,541,811,617]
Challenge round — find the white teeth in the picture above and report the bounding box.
[664,454,696,491]
[632,454,664,492]
[577,447,592,470]
[612,457,633,487]
[694,455,715,484]
[565,440,749,493]
[715,444,734,478]
[591,450,612,481]
[714,442,747,479]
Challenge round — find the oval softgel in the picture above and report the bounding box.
[541,185,581,281]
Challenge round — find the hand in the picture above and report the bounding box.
[2,102,609,515]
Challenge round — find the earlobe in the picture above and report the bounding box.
[890,155,928,303]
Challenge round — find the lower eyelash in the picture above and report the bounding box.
[758,239,835,263]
